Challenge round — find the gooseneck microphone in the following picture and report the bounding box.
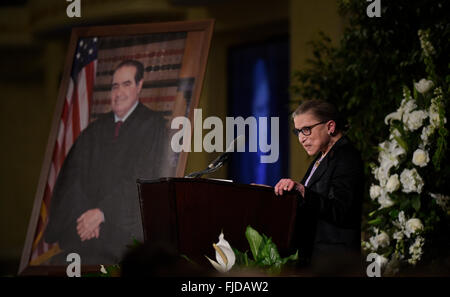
[185,135,245,178]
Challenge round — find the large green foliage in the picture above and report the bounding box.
[233,225,298,274]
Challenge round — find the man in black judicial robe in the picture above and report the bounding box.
[44,60,172,264]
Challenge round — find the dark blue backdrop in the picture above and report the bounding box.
[227,37,290,186]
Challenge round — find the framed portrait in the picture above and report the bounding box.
[19,19,214,275]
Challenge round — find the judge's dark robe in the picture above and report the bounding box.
[44,103,174,264]
[293,136,364,275]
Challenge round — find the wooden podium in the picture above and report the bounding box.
[137,177,298,266]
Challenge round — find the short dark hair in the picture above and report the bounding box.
[113,60,144,84]
[292,99,344,132]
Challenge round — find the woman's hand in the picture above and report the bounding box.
[274,178,305,197]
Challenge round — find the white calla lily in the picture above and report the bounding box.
[205,231,236,272]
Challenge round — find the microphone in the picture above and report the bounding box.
[207,135,245,169]
[185,135,245,178]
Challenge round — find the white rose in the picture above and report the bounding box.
[386,174,400,193]
[412,149,430,167]
[400,168,415,193]
[377,232,390,248]
[403,110,428,131]
[370,184,382,200]
[414,78,434,94]
[400,168,424,193]
[405,218,424,238]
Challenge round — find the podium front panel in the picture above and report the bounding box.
[138,178,298,266]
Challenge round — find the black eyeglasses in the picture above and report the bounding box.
[292,121,327,137]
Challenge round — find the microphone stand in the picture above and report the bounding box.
[185,154,231,178]
[185,134,243,178]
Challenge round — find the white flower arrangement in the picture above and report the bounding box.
[400,168,424,194]
[363,29,449,275]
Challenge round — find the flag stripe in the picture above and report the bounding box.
[71,84,81,144]
[30,36,97,263]
[78,70,89,130]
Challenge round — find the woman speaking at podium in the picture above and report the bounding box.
[274,99,364,275]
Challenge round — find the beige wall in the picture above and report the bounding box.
[0,0,343,274]
[289,0,345,181]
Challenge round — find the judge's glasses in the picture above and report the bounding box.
[292,121,327,137]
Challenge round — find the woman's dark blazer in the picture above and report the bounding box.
[293,136,364,272]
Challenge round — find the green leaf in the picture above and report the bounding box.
[105,264,120,277]
[400,199,410,209]
[281,250,299,265]
[126,237,143,250]
[412,195,421,212]
[368,217,382,225]
[393,135,408,153]
[232,248,254,267]
[245,226,263,261]
[180,254,197,266]
[389,209,399,219]
[259,235,281,266]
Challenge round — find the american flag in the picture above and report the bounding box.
[29,37,98,264]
